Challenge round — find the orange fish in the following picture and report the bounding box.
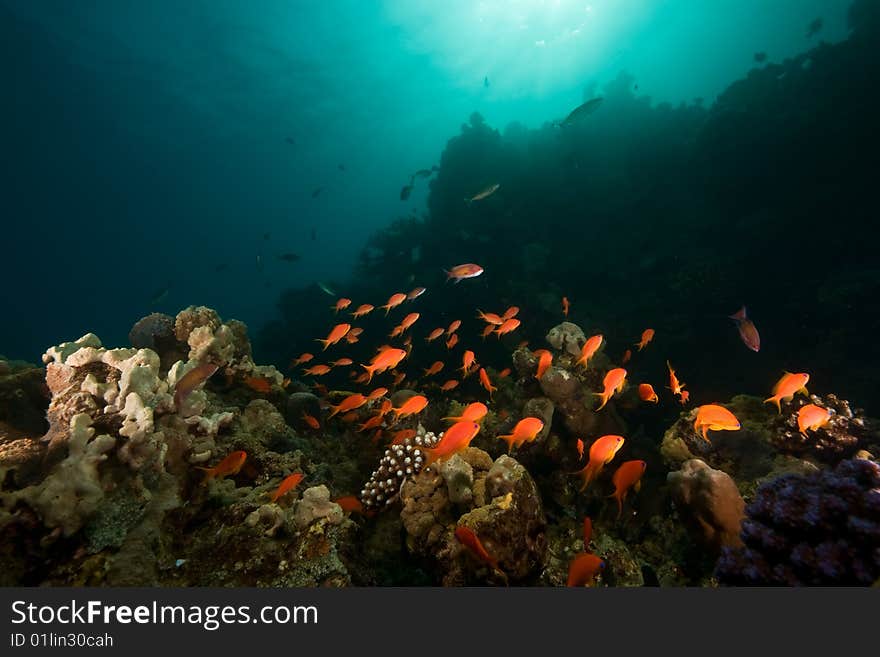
[174,362,219,408]
[638,383,659,403]
[562,297,570,316]
[341,411,360,423]
[693,404,741,441]
[764,372,810,414]
[534,349,552,380]
[679,390,690,405]
[480,324,496,339]
[447,320,462,335]
[400,312,420,331]
[389,325,405,339]
[422,421,481,466]
[797,404,831,435]
[196,450,247,484]
[476,310,504,325]
[454,526,502,573]
[391,428,418,444]
[358,414,385,432]
[729,305,760,352]
[666,360,686,397]
[497,417,544,453]
[316,323,351,350]
[303,364,332,376]
[576,438,584,461]
[351,303,374,318]
[282,377,291,388]
[348,327,364,338]
[332,298,352,313]
[567,552,604,587]
[331,358,353,367]
[423,361,445,377]
[460,350,477,377]
[367,387,388,400]
[576,335,603,369]
[608,460,646,518]
[494,318,521,337]
[303,412,321,429]
[312,383,329,396]
[634,328,655,351]
[381,292,407,315]
[391,394,429,420]
[426,327,445,342]
[498,367,511,378]
[328,393,368,419]
[269,473,304,503]
[407,287,427,301]
[344,333,360,345]
[290,352,314,368]
[440,379,460,391]
[445,263,484,283]
[403,335,412,347]
[446,333,459,350]
[362,347,407,383]
[479,367,497,398]
[443,402,488,424]
[334,495,364,514]
[502,306,519,320]
[392,371,406,386]
[572,435,625,491]
[621,349,632,364]
[595,368,627,410]
[353,372,369,384]
[243,376,272,393]
[583,516,592,550]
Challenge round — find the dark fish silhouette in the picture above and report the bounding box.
[806,17,823,38]
[338,163,345,171]
[400,184,413,200]
[484,76,489,88]
[412,168,433,179]
[278,253,300,263]
[256,254,264,272]
[214,263,229,273]
[312,187,323,198]
[754,51,767,63]
[149,283,171,305]
[559,97,603,126]
[285,137,295,145]
[263,232,271,240]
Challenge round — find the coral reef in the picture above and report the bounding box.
[715,458,880,585]
[399,448,546,585]
[667,459,745,551]
[360,426,440,510]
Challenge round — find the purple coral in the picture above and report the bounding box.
[715,458,880,585]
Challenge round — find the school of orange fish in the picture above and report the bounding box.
[176,264,822,586]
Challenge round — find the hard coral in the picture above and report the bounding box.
[715,458,880,585]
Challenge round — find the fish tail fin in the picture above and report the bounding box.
[799,386,809,397]
[572,462,597,492]
[729,306,747,321]
[594,392,609,411]
[315,338,329,350]
[763,396,781,414]
[361,364,375,384]
[498,434,516,454]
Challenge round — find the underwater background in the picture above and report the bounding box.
[1,0,879,587]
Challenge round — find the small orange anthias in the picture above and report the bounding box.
[533,349,552,380]
[269,473,304,503]
[196,450,247,484]
[576,335,603,369]
[497,417,545,453]
[443,402,488,423]
[595,368,627,410]
[454,526,507,583]
[634,328,655,351]
[797,403,831,435]
[666,360,687,400]
[764,372,810,413]
[638,383,659,403]
[572,435,625,491]
[567,553,605,587]
[562,296,570,316]
[608,460,647,518]
[421,421,481,467]
[479,367,497,398]
[693,404,741,442]
[316,323,351,350]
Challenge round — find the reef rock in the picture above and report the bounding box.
[546,322,586,357]
[400,448,546,585]
[667,459,745,551]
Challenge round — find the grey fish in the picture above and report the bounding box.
[317,281,336,297]
[256,254,264,272]
[464,183,500,204]
[754,51,767,63]
[806,17,823,38]
[311,187,323,198]
[400,184,413,200]
[484,76,489,88]
[413,168,433,178]
[559,97,603,126]
[149,284,170,305]
[278,253,300,263]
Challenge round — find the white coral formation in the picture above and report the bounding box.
[6,414,115,536]
[293,486,343,529]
